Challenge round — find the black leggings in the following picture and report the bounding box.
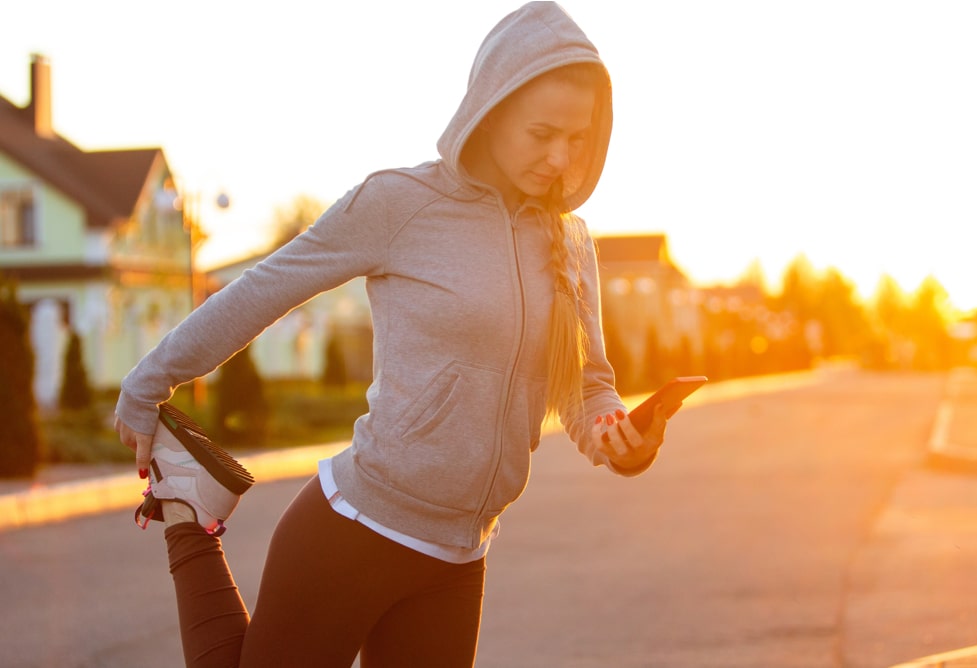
[165,477,486,667]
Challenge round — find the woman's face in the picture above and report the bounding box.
[475,76,596,211]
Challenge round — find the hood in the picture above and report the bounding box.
[436,1,613,212]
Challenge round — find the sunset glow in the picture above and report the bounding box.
[4,1,975,312]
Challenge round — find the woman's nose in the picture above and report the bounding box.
[546,140,571,172]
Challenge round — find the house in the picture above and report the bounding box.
[0,54,192,407]
[206,252,372,384]
[594,233,704,391]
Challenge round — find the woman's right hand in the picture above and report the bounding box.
[114,414,154,479]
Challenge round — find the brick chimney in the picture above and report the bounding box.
[28,54,54,139]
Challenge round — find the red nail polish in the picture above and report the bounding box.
[139,468,149,479]
[595,416,602,425]
[615,409,626,420]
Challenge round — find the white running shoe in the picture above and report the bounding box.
[135,403,255,536]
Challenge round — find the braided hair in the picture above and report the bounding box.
[537,62,607,418]
[543,206,589,419]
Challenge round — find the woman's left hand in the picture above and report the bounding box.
[592,403,669,471]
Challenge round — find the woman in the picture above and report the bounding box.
[115,2,670,666]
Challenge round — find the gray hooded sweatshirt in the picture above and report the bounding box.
[117,1,644,550]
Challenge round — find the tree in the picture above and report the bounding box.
[871,275,910,336]
[775,254,821,322]
[60,329,92,410]
[864,275,912,368]
[214,345,269,445]
[269,195,331,249]
[817,267,869,358]
[0,275,43,477]
[322,324,349,388]
[738,259,769,293]
[907,276,953,370]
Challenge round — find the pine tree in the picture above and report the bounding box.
[214,345,268,445]
[60,329,92,409]
[322,331,348,388]
[0,274,43,477]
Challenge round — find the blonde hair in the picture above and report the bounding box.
[537,62,607,419]
[544,209,589,419]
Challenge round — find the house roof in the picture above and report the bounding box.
[594,233,670,264]
[0,94,163,228]
[593,233,693,288]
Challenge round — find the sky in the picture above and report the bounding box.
[3,1,976,312]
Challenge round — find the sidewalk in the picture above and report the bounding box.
[886,367,977,668]
[0,441,349,532]
[928,366,977,472]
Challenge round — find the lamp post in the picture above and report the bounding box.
[162,187,231,407]
[191,191,229,407]
[175,192,230,309]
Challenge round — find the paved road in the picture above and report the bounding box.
[2,368,976,667]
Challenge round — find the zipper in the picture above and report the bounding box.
[470,204,528,546]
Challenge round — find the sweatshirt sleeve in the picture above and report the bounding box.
[115,178,390,435]
[561,227,656,477]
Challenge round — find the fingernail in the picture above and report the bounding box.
[595,416,602,425]
[615,409,626,420]
[606,415,615,426]
[139,468,149,479]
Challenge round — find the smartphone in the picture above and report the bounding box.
[628,376,708,432]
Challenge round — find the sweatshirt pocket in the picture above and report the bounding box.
[388,361,505,511]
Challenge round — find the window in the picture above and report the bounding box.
[0,186,37,247]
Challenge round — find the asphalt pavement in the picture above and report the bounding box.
[2,366,976,667]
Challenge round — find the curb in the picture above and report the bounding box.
[0,442,348,532]
[927,367,977,472]
[890,645,977,667]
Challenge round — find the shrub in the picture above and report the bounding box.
[43,392,129,464]
[0,275,43,477]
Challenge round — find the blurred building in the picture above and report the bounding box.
[207,253,372,384]
[594,233,704,392]
[0,54,191,406]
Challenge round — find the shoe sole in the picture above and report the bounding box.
[157,402,255,495]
